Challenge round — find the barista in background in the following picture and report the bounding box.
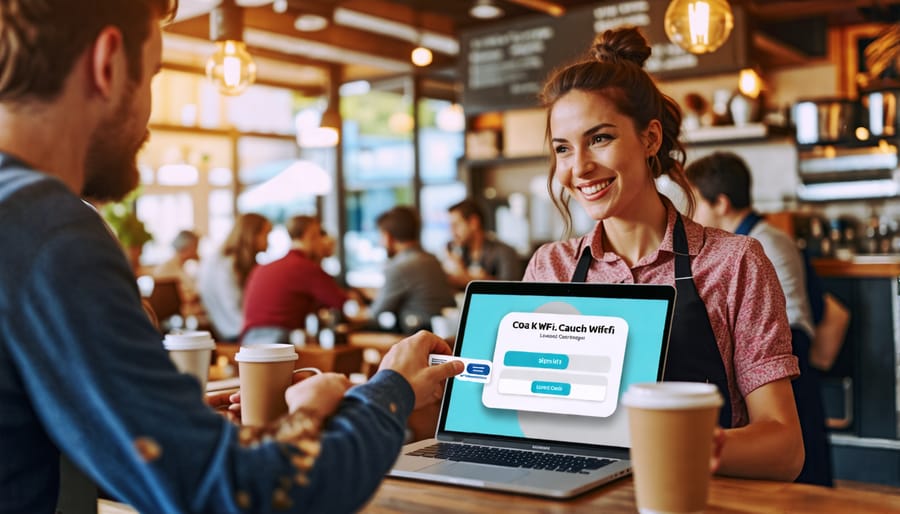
[685,151,835,486]
[444,199,523,289]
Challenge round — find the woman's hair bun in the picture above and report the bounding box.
[590,26,652,67]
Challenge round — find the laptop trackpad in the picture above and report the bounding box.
[422,462,529,482]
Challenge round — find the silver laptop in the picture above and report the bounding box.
[390,280,675,498]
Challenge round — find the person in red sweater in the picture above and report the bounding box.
[241,216,348,344]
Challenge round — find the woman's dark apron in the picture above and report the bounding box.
[571,215,733,428]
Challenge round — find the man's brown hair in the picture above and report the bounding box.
[286,215,319,240]
[376,206,420,243]
[0,0,178,104]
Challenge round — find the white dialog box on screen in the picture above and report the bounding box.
[481,311,628,417]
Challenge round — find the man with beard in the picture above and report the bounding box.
[444,199,524,290]
[0,2,462,514]
[371,206,456,334]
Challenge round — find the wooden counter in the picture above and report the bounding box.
[99,475,900,513]
[813,256,900,278]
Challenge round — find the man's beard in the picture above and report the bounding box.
[82,84,148,202]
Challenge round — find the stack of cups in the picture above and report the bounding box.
[163,331,216,392]
[622,382,723,514]
[234,344,298,426]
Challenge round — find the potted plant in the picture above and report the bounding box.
[100,190,153,272]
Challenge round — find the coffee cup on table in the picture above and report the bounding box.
[622,382,723,514]
[162,331,216,392]
[234,344,298,426]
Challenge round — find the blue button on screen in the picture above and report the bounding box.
[531,381,571,396]
[503,351,569,369]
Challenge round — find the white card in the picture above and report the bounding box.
[428,354,493,384]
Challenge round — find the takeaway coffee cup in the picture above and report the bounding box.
[622,382,723,514]
[234,344,298,426]
[163,331,216,392]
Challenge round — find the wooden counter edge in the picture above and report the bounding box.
[813,258,900,278]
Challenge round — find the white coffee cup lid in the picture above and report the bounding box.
[234,343,298,363]
[622,382,723,410]
[163,331,215,350]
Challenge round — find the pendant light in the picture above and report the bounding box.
[298,66,341,148]
[411,44,433,67]
[205,0,257,96]
[469,0,504,20]
[410,1,432,67]
[664,0,734,54]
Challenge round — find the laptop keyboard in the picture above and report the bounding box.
[406,443,614,474]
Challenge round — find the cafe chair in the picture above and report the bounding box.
[146,278,183,333]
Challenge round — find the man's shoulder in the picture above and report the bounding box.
[0,168,100,244]
[396,248,443,269]
[483,234,518,255]
[0,166,71,205]
[750,222,800,258]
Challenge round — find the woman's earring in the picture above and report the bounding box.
[647,154,662,177]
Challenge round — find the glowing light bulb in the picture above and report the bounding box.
[411,46,433,67]
[687,2,710,47]
[738,68,762,99]
[664,0,734,54]
[205,39,257,96]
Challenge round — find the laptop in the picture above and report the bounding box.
[389,280,676,498]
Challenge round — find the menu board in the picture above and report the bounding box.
[461,0,747,114]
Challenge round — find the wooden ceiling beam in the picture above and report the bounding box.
[242,6,455,64]
[338,0,456,35]
[165,6,457,71]
[164,14,335,70]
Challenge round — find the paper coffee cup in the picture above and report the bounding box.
[622,382,723,514]
[234,344,298,426]
[163,331,215,392]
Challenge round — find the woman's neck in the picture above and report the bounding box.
[600,193,668,268]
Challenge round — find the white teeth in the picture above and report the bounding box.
[580,178,613,195]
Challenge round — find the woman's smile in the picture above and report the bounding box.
[577,177,616,199]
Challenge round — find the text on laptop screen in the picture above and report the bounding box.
[442,291,670,449]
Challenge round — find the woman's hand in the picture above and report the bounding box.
[710,426,725,473]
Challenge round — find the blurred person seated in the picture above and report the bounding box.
[685,151,833,486]
[369,206,456,334]
[444,199,523,289]
[241,216,352,345]
[152,229,204,319]
[198,213,271,342]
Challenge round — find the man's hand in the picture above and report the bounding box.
[378,330,464,409]
[285,372,352,419]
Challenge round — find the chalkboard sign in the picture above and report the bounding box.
[460,0,748,114]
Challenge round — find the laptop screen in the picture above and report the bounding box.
[439,281,674,450]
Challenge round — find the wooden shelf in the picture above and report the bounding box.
[682,123,790,145]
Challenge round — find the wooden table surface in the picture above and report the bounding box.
[99,475,900,513]
[362,475,900,513]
